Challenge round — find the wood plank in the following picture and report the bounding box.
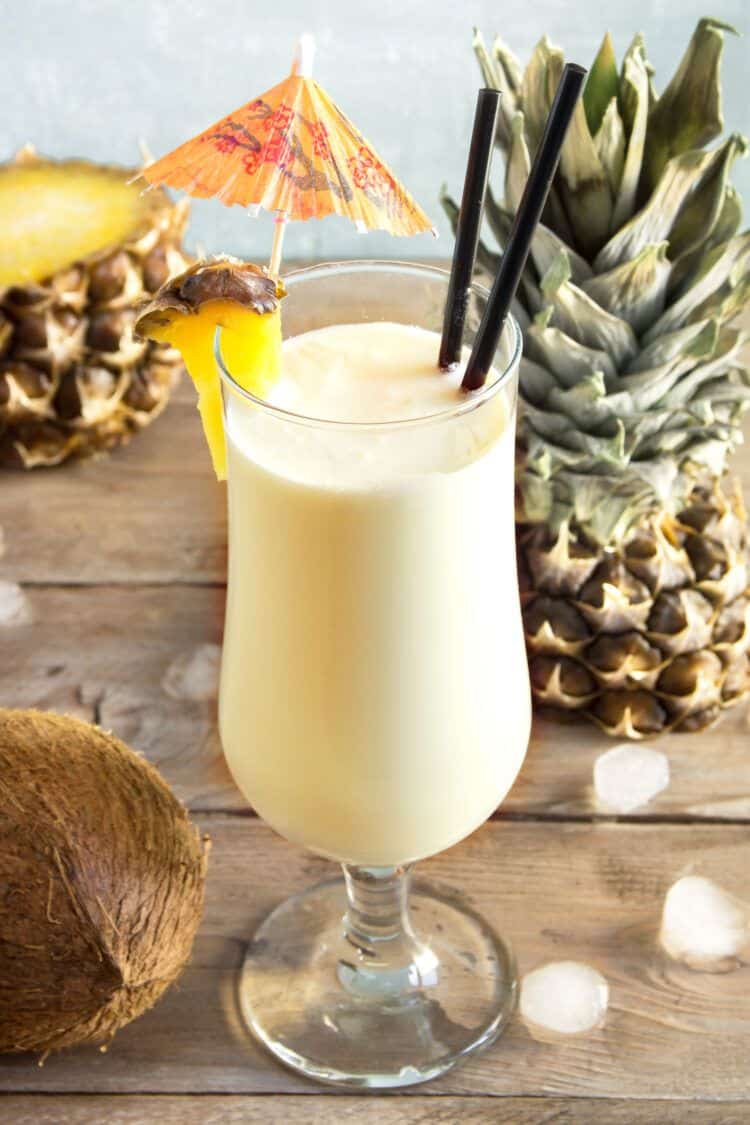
[3,1094,749,1124]
[2,584,749,819]
[3,382,750,588]
[516,706,750,821]
[0,382,228,587]
[0,584,231,811]
[0,818,748,1098]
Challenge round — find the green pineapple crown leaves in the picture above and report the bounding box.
[445,19,750,546]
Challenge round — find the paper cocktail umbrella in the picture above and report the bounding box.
[141,36,434,271]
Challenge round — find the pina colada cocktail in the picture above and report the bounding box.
[220,317,529,866]
[136,260,529,1089]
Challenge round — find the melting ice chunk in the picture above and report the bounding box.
[594,742,669,813]
[520,961,609,1034]
[660,875,750,970]
[162,643,221,700]
[0,581,32,626]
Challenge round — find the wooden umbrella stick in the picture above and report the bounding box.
[269,213,288,276]
[267,35,315,277]
[267,37,314,276]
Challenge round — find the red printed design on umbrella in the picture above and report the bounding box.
[214,135,241,154]
[309,122,332,161]
[142,69,434,238]
[348,145,397,197]
[242,150,261,175]
[264,129,293,170]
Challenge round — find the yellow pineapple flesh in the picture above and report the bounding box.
[0,160,173,287]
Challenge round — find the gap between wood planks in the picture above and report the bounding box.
[191,807,750,826]
[2,1093,750,1124]
[11,579,229,589]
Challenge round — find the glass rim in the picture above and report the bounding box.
[215,259,522,432]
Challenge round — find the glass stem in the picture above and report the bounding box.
[342,864,414,952]
[339,865,438,998]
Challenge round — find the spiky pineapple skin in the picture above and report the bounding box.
[447,19,750,736]
[0,159,190,469]
[520,478,750,736]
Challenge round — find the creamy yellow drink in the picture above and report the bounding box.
[219,321,530,866]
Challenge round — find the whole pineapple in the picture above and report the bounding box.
[444,19,750,736]
[0,149,190,468]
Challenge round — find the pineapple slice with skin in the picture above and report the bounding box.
[135,259,285,479]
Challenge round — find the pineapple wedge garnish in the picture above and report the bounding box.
[135,258,285,478]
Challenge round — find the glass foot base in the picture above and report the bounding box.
[238,875,517,1089]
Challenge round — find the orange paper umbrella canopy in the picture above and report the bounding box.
[142,72,434,237]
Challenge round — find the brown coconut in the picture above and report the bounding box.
[0,709,209,1054]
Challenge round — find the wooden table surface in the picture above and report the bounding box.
[1,376,749,1124]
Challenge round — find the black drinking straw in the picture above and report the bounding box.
[439,88,501,370]
[461,63,587,392]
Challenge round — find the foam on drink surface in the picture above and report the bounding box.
[270,322,479,422]
[225,322,509,486]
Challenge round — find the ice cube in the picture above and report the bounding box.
[520,960,609,1034]
[162,643,221,700]
[0,581,32,626]
[593,742,669,813]
[660,875,750,970]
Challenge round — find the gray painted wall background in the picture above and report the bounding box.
[3,0,749,262]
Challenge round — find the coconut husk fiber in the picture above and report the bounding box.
[0,708,209,1054]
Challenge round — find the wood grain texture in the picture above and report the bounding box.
[4,1094,750,1124]
[0,817,748,1098]
[2,584,748,818]
[0,381,227,587]
[0,585,231,810]
[517,707,750,821]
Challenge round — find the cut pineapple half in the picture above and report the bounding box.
[135,259,285,478]
[0,152,180,287]
[0,150,189,469]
